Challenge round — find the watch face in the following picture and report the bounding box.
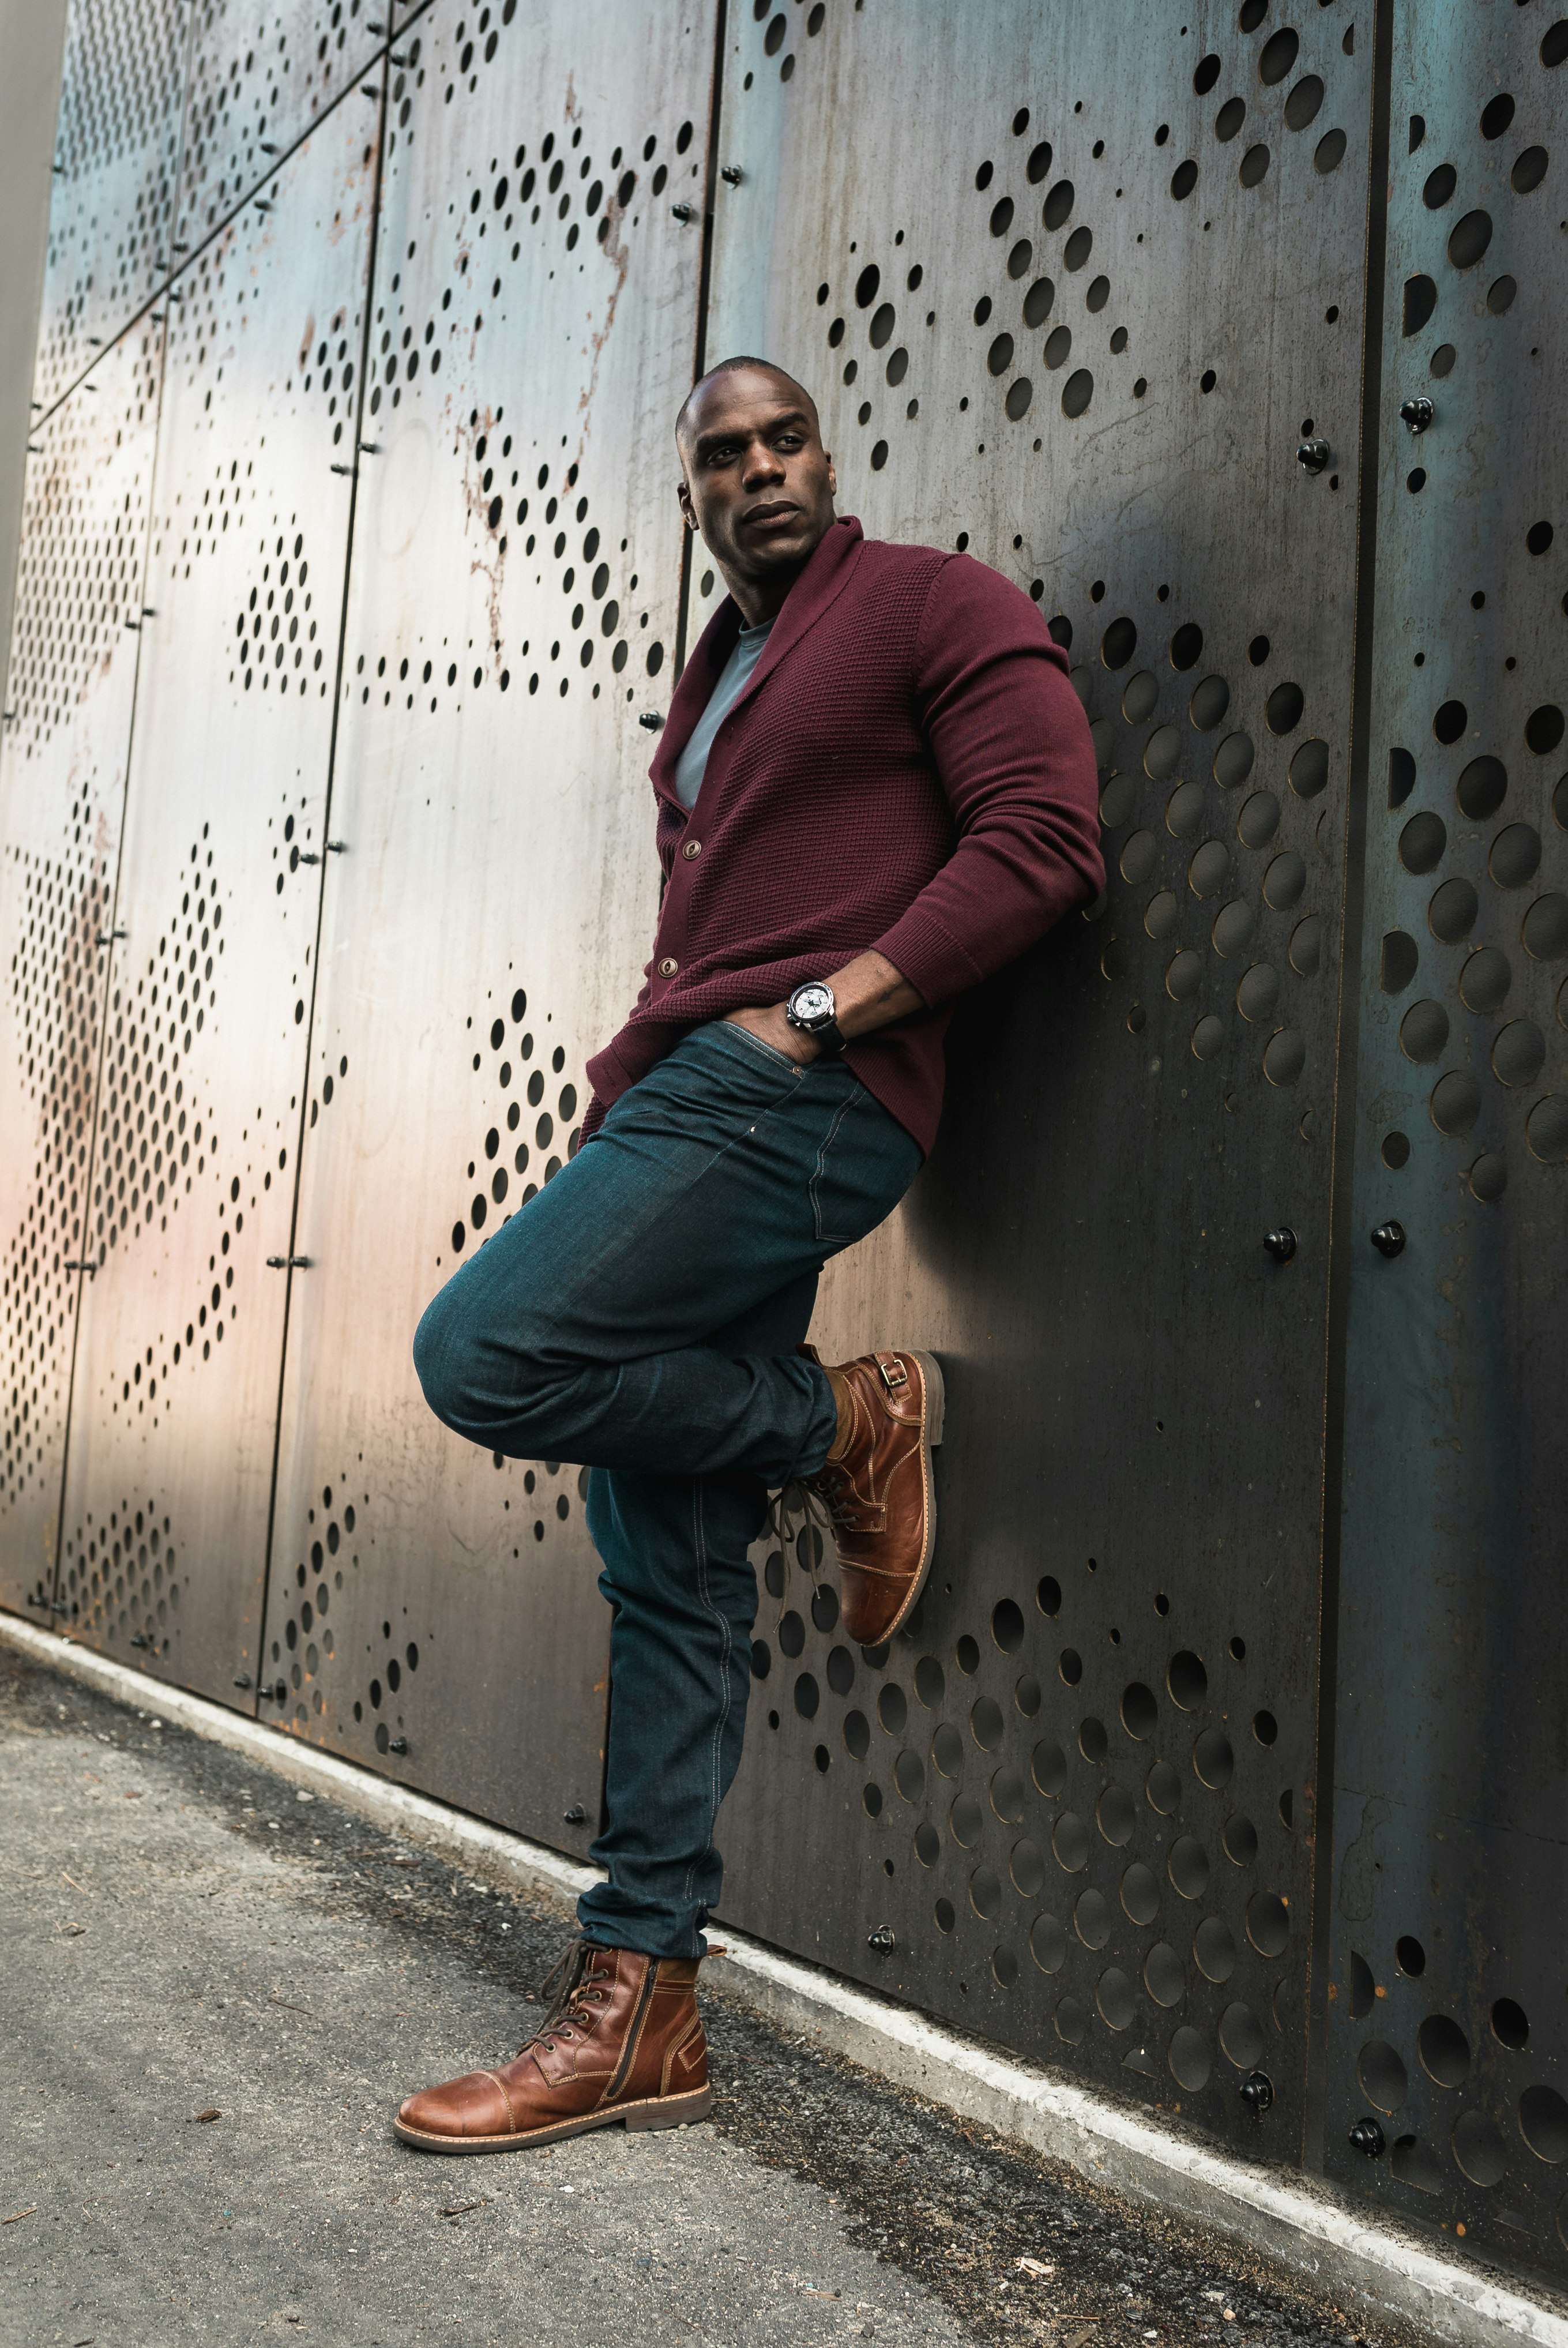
[792,981,835,1026]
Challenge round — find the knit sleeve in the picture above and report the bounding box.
[870,554,1103,1006]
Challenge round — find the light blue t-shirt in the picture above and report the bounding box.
[672,617,775,811]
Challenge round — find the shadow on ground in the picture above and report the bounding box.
[0,1644,1423,2348]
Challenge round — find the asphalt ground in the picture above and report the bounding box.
[0,1643,1427,2348]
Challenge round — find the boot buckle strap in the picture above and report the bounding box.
[875,1353,908,1394]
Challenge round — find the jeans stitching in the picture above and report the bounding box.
[809,1090,858,1244]
[717,1020,805,1076]
[684,1477,732,1914]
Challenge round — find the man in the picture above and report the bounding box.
[396,359,1100,2152]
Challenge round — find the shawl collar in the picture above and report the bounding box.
[648,514,865,809]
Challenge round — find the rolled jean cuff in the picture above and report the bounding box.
[787,1359,839,1484]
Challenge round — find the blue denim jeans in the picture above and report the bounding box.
[412,1020,920,1956]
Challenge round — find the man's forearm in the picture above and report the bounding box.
[824,948,924,1040]
[723,948,924,1064]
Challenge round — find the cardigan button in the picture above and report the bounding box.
[681,838,702,859]
[658,956,679,978]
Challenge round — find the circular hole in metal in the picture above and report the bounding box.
[1493,1998,1530,2050]
[950,1794,984,1848]
[1452,2106,1507,2187]
[1428,877,1478,941]
[1097,1967,1136,2030]
[1222,1813,1258,1866]
[1031,1913,1068,1974]
[1491,822,1542,889]
[1400,1000,1450,1063]
[1052,1811,1091,1872]
[1145,1941,1185,2008]
[1358,2039,1409,2113]
[992,1598,1025,1651]
[1121,1862,1161,1925]
[1168,1835,1210,1900]
[1190,674,1231,731]
[1121,1681,1157,1738]
[1418,2014,1472,2088]
[971,1695,1005,1749]
[1075,1887,1111,1948]
[1097,1783,1137,1846]
[1494,1019,1546,1088]
[1520,2086,1568,2165]
[1220,2002,1265,2068]
[1168,2026,1212,2091]
[1168,1650,1208,1710]
[1010,1838,1046,1897]
[1431,1071,1482,1137]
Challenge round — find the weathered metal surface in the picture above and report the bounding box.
[260,0,716,1851]
[0,324,163,1617]
[174,0,383,253]
[54,106,373,1696]
[1327,0,1568,2266]
[32,0,191,418]
[703,0,1374,2162]
[9,0,1568,2268]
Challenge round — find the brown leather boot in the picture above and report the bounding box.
[393,1941,712,2153]
[809,1348,945,1646]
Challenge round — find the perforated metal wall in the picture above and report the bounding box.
[261,0,716,1850]
[1,321,162,1613]
[55,100,374,1696]
[32,0,191,416]
[704,0,1371,2169]
[1328,0,1568,2270]
[3,0,1566,2273]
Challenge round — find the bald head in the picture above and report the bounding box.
[673,357,837,626]
[675,356,818,454]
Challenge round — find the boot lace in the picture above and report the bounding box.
[528,1937,614,2054]
[763,1477,844,1614]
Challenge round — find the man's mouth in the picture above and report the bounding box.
[742,501,799,533]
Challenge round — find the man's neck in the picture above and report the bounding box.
[724,569,801,629]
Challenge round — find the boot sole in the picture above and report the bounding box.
[392,2083,714,2154]
[867,1350,945,1646]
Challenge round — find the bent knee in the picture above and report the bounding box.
[412,1281,482,1431]
[413,1272,561,1441]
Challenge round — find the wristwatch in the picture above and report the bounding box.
[784,979,845,1053]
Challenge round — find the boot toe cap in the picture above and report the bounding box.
[398,2071,511,2139]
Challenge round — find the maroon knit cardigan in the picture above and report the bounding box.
[582,515,1103,1156]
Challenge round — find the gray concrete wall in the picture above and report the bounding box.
[0,0,70,692]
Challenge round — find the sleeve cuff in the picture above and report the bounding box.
[871,903,987,1010]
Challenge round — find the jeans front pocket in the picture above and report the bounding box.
[706,1017,807,1077]
[808,1081,922,1249]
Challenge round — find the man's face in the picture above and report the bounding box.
[676,369,836,589]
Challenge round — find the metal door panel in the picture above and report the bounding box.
[1328,3,1568,2270]
[0,325,163,1616]
[55,107,371,1696]
[704,0,1374,2158]
[263,0,716,1850]
[32,0,191,418]
[174,0,385,251]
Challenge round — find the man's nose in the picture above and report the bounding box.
[740,438,786,487]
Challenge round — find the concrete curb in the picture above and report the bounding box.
[6,1609,1565,2348]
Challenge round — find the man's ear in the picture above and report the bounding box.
[825,456,837,498]
[676,475,697,530]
